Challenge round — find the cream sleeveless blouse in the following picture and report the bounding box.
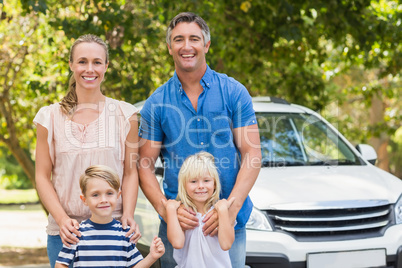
[34,97,138,235]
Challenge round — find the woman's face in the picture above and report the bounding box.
[69,42,108,92]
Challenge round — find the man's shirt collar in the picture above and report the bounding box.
[173,65,213,94]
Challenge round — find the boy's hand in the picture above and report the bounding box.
[150,236,165,260]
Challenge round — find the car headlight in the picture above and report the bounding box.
[395,195,402,224]
[246,207,272,231]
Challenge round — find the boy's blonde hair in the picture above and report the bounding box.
[79,165,120,196]
[177,152,221,213]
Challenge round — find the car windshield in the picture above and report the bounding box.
[257,112,363,167]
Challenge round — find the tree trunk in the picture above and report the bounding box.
[369,91,390,171]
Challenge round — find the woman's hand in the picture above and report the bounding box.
[121,215,141,244]
[59,217,81,247]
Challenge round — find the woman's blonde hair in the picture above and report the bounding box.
[79,165,120,196]
[60,34,109,116]
[177,151,221,214]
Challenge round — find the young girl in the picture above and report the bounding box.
[162,152,235,268]
[55,165,164,268]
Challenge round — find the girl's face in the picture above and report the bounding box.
[185,172,215,213]
[69,42,108,92]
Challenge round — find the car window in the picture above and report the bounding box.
[257,112,363,167]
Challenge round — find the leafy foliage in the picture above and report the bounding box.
[0,0,400,188]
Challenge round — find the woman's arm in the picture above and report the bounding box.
[35,124,80,246]
[121,115,141,243]
[215,197,236,251]
[162,199,185,249]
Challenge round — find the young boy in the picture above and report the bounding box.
[55,165,164,268]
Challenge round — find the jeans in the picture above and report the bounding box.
[229,227,247,268]
[158,220,247,268]
[47,235,73,268]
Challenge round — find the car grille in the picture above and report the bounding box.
[265,202,393,241]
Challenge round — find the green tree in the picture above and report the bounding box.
[0,0,400,192]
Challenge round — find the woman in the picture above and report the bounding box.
[34,34,141,267]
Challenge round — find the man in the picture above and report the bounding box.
[138,12,261,268]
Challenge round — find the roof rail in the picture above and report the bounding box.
[252,96,290,105]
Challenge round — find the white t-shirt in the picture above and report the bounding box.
[173,207,232,268]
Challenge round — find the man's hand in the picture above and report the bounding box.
[59,217,81,247]
[121,216,141,244]
[177,204,198,231]
[202,209,219,236]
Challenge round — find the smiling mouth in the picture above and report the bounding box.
[182,54,195,58]
[83,76,97,81]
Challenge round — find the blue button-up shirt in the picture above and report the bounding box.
[139,65,257,228]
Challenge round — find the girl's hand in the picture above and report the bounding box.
[150,236,165,259]
[161,199,198,230]
[215,197,236,213]
[121,215,141,244]
[203,197,236,237]
[59,217,81,247]
[161,199,181,210]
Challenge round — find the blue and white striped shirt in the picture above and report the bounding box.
[56,219,143,267]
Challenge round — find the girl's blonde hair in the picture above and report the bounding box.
[79,165,120,196]
[60,34,109,116]
[177,151,221,213]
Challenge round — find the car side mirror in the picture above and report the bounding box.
[356,144,377,165]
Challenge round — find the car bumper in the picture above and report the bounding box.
[245,224,402,268]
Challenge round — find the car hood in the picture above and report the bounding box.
[250,165,402,210]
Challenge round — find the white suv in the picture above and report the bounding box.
[134,97,402,268]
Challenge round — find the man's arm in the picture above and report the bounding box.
[203,124,261,235]
[228,123,261,220]
[138,138,167,220]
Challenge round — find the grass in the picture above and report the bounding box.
[0,189,39,204]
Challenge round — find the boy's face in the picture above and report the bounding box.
[80,178,120,224]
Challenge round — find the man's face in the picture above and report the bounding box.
[167,22,210,74]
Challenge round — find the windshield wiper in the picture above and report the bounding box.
[309,159,357,166]
[262,160,306,167]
